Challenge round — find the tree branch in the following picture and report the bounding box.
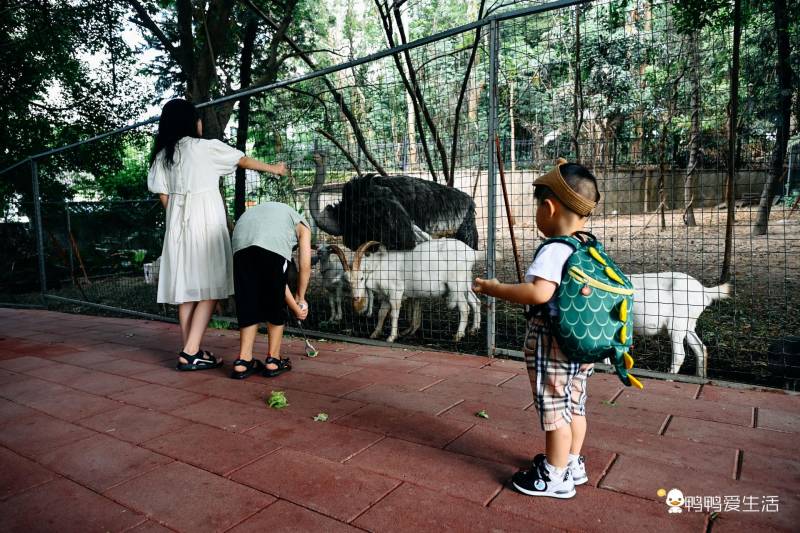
[243,0,387,176]
[126,0,182,68]
[316,129,362,176]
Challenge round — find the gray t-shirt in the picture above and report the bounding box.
[232,202,309,260]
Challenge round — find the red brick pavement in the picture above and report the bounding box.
[0,309,797,532]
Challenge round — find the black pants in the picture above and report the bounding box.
[233,246,288,328]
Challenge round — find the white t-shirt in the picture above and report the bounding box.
[524,242,574,316]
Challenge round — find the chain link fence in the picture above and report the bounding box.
[1,0,797,389]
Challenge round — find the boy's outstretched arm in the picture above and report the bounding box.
[472,277,557,306]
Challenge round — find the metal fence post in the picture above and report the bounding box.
[485,18,499,357]
[30,159,47,299]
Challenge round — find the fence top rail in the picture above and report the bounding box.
[0,0,589,176]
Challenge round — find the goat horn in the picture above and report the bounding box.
[353,241,381,272]
[328,245,350,271]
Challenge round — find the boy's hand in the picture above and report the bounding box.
[274,162,289,176]
[472,277,499,295]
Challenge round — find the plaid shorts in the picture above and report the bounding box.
[524,318,593,431]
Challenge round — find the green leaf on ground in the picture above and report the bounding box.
[601,400,617,407]
[476,409,489,419]
[267,391,289,409]
[313,413,329,422]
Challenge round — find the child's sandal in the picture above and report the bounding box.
[176,350,223,371]
[230,358,265,380]
[263,356,291,378]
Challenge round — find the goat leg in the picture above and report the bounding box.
[386,295,403,343]
[371,301,391,339]
[453,300,469,342]
[685,330,708,379]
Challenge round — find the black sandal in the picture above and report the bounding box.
[230,358,265,380]
[263,356,292,378]
[176,350,223,371]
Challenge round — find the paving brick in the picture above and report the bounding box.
[601,454,789,506]
[585,420,737,477]
[0,368,18,385]
[303,349,361,364]
[346,355,429,372]
[78,404,192,444]
[39,433,171,491]
[354,482,556,533]
[230,448,399,523]
[424,380,533,409]
[106,461,274,532]
[0,446,56,501]
[614,389,752,426]
[578,399,670,434]
[442,399,542,435]
[0,376,71,404]
[127,520,174,533]
[705,506,798,533]
[489,484,705,532]
[18,387,121,422]
[411,363,516,386]
[143,423,279,475]
[244,412,382,462]
[170,397,271,433]
[133,366,224,388]
[229,499,362,533]
[629,378,702,399]
[336,344,414,358]
[0,397,37,425]
[261,387,366,421]
[335,404,473,448]
[346,437,514,505]
[265,370,370,397]
[0,478,144,533]
[665,416,797,460]
[91,358,164,376]
[24,362,89,383]
[406,350,489,367]
[699,384,800,412]
[757,408,800,433]
[0,355,53,372]
[739,451,800,491]
[110,349,175,364]
[345,383,462,415]
[483,358,527,374]
[110,383,206,411]
[0,413,96,458]
[336,366,443,390]
[445,424,614,487]
[281,358,361,378]
[50,350,117,367]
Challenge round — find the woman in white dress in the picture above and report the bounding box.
[148,99,288,371]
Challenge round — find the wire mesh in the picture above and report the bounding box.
[0,0,796,388]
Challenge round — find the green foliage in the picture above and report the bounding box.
[267,390,289,409]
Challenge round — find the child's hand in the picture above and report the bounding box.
[294,300,309,321]
[472,277,499,295]
[274,162,289,176]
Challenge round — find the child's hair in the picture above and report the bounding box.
[150,99,201,167]
[534,163,600,215]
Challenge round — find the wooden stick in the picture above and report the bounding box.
[68,231,90,285]
[494,136,524,283]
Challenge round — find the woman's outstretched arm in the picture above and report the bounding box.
[238,157,289,176]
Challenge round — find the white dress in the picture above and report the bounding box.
[147,137,243,304]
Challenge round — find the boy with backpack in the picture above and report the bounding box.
[473,159,641,499]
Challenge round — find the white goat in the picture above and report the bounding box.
[331,239,481,343]
[628,272,730,378]
[314,245,348,322]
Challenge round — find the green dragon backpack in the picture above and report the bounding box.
[528,232,643,389]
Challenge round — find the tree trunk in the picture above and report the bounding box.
[753,0,792,235]
[234,18,257,221]
[721,0,742,282]
[406,90,417,168]
[572,5,583,160]
[509,80,516,172]
[684,34,701,227]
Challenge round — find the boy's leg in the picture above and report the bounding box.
[266,322,285,368]
[569,415,587,455]
[234,324,259,373]
[545,425,572,469]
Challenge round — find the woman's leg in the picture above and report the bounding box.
[180,299,217,359]
[178,302,197,347]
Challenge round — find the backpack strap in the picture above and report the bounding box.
[525,235,583,320]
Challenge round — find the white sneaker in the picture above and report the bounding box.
[512,454,576,498]
[570,455,588,485]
